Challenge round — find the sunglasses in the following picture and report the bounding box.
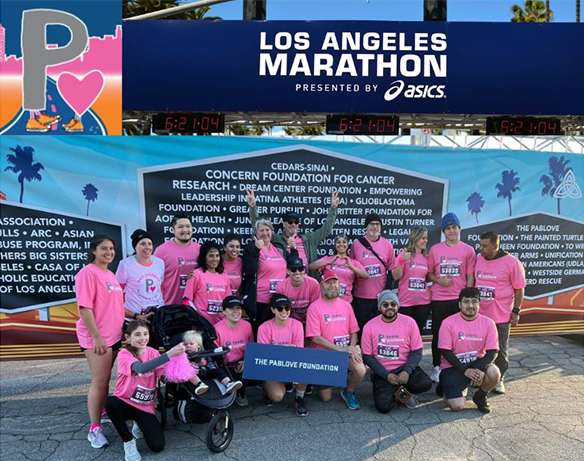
[287,220,299,225]
[381,301,398,308]
[274,305,292,312]
[289,267,304,273]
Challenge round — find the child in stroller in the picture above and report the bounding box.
[182,330,243,396]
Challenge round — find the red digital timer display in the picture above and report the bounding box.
[326,114,399,135]
[486,117,562,136]
[152,113,225,134]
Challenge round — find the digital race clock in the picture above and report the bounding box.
[486,117,562,136]
[152,113,225,134]
[326,114,400,135]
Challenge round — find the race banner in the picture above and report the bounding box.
[0,136,582,359]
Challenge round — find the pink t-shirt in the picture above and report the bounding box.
[115,256,165,314]
[427,241,476,301]
[276,276,321,323]
[223,257,243,296]
[256,244,287,303]
[184,269,231,325]
[75,263,125,349]
[438,313,499,370]
[313,256,366,303]
[113,347,166,414]
[361,314,423,372]
[397,252,431,307]
[474,253,526,324]
[257,318,304,347]
[305,298,360,350]
[153,240,200,305]
[214,319,254,363]
[351,237,395,300]
[293,237,308,268]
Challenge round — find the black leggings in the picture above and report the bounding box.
[351,297,379,335]
[105,396,164,452]
[399,303,431,334]
[371,366,432,414]
[431,299,460,367]
[251,302,274,338]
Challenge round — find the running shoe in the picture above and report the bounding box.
[473,392,492,414]
[194,382,209,396]
[285,383,294,393]
[236,391,249,407]
[430,366,441,383]
[124,438,142,461]
[294,396,309,417]
[64,119,84,132]
[341,389,360,410]
[87,426,108,449]
[492,380,506,394]
[100,409,111,424]
[405,394,420,410]
[262,392,274,407]
[305,384,313,395]
[225,380,243,394]
[36,113,61,126]
[131,421,142,439]
[25,118,50,132]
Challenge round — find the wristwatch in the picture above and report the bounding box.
[512,308,521,315]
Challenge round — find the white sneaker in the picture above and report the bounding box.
[405,394,420,409]
[87,426,108,449]
[235,392,249,407]
[225,380,243,394]
[124,438,141,461]
[493,380,506,394]
[131,421,142,439]
[430,366,441,383]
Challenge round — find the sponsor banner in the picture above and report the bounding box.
[243,343,349,387]
[123,21,584,115]
[0,0,122,135]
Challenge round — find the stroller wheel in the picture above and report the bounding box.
[205,410,234,453]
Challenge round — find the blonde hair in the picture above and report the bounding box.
[405,227,429,256]
[182,330,204,349]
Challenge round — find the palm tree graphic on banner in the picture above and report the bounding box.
[496,170,521,216]
[4,145,44,203]
[82,183,99,216]
[466,192,485,223]
[540,156,577,215]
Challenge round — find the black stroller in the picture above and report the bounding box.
[150,304,235,453]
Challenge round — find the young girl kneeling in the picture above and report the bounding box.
[106,321,185,461]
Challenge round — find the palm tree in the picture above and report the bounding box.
[577,0,581,22]
[511,0,553,22]
[283,126,325,136]
[495,170,521,216]
[4,145,44,203]
[82,183,99,216]
[467,192,485,223]
[540,156,572,215]
[228,125,268,136]
[123,1,221,20]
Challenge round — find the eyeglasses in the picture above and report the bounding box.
[289,267,304,273]
[287,220,299,225]
[381,301,398,308]
[274,305,291,312]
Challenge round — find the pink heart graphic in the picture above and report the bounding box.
[150,286,156,292]
[56,71,105,117]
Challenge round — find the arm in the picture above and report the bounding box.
[402,348,423,374]
[307,192,339,243]
[308,256,333,272]
[466,273,475,288]
[346,258,369,279]
[511,288,524,326]
[472,350,498,372]
[246,188,259,230]
[363,354,389,379]
[440,349,468,373]
[311,335,343,352]
[78,307,107,355]
[242,241,261,277]
[131,353,170,374]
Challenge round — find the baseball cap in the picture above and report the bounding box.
[287,257,305,270]
[270,293,292,309]
[321,268,339,282]
[283,211,301,223]
[223,296,243,310]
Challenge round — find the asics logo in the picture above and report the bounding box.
[384,80,446,102]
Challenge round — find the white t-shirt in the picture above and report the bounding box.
[116,256,165,314]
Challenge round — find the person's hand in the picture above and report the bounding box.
[187,268,196,279]
[397,371,410,385]
[401,251,412,262]
[464,368,484,386]
[168,342,186,358]
[437,276,452,287]
[137,312,154,324]
[510,312,520,327]
[331,191,340,209]
[287,236,297,249]
[348,346,363,363]
[387,373,400,385]
[93,336,108,355]
[246,188,256,208]
[235,361,244,373]
[254,236,265,250]
[330,255,340,265]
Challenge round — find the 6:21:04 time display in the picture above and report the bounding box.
[326,115,399,135]
[152,113,225,134]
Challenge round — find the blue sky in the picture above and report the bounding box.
[205,0,580,22]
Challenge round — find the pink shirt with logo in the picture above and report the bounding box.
[257,244,287,303]
[223,257,243,296]
[438,313,499,370]
[313,256,366,303]
[214,319,254,363]
[184,268,231,325]
[474,253,526,324]
[154,240,200,305]
[305,298,359,350]
[113,347,166,414]
[396,252,431,307]
[351,237,395,299]
[75,263,125,349]
[115,256,165,314]
[427,241,476,301]
[276,276,321,323]
[258,318,304,348]
[361,314,423,372]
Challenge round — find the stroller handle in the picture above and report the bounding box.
[187,346,230,360]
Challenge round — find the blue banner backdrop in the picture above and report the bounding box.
[123,21,584,115]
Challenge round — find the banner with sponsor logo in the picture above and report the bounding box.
[0,136,582,359]
[123,21,584,115]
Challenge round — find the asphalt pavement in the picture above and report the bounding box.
[1,334,583,461]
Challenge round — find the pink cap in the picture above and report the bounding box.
[321,268,338,282]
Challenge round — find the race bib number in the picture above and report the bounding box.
[477,286,496,300]
[339,283,347,296]
[365,264,382,278]
[408,278,426,291]
[179,274,188,289]
[207,299,223,314]
[130,385,155,405]
[377,344,399,360]
[293,306,308,318]
[333,335,350,347]
[440,263,461,277]
[455,351,478,365]
[269,279,283,293]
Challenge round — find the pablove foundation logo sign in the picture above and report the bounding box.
[0,2,122,135]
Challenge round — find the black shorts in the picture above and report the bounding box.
[439,367,474,399]
[80,339,122,352]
